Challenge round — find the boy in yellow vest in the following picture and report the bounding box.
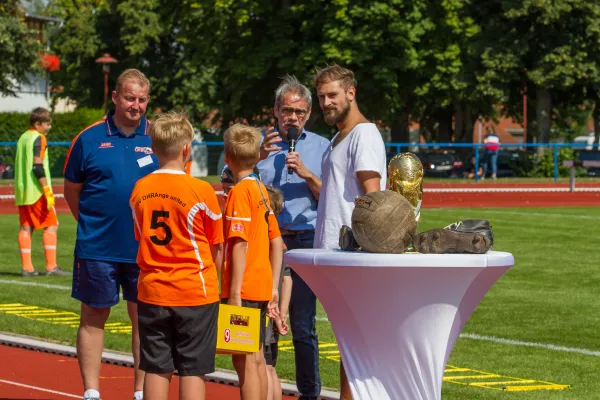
[14,108,69,276]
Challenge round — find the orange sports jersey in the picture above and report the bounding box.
[222,176,281,302]
[130,169,224,306]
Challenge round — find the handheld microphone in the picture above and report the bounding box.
[287,127,299,175]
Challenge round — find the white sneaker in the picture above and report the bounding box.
[83,389,101,400]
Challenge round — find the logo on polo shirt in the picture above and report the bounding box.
[99,142,114,148]
[135,146,153,155]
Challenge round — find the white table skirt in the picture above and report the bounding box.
[284,249,514,400]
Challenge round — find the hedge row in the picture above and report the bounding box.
[0,108,105,177]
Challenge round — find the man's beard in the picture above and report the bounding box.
[323,101,350,126]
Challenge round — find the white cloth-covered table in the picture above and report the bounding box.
[284,249,514,400]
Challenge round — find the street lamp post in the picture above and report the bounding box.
[94,53,118,115]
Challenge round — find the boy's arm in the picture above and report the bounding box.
[228,238,247,307]
[268,236,283,317]
[279,274,292,322]
[32,136,54,210]
[211,242,224,284]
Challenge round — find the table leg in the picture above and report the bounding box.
[292,264,509,400]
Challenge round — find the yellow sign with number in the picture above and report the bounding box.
[216,304,261,355]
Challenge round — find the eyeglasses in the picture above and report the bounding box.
[280,107,308,120]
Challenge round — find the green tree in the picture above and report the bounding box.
[476,0,600,153]
[0,1,41,96]
[48,0,215,122]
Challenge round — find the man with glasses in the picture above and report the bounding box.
[257,75,330,400]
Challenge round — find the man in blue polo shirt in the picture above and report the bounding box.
[63,69,157,400]
[258,75,330,400]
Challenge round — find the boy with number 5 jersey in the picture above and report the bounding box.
[130,112,224,400]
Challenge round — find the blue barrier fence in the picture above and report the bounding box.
[0,141,597,183]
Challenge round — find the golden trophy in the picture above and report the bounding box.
[388,152,423,221]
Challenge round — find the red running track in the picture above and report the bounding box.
[0,345,296,400]
[0,183,599,214]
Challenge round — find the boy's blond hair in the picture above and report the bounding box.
[116,68,151,93]
[148,111,194,158]
[266,185,284,216]
[29,107,52,127]
[313,63,357,91]
[223,123,261,169]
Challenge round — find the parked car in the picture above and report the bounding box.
[420,151,465,178]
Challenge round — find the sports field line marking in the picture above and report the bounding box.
[423,187,600,193]
[0,378,80,398]
[461,333,600,357]
[0,279,70,290]
[426,208,600,220]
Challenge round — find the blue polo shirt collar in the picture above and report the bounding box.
[106,110,149,137]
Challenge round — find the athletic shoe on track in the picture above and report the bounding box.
[44,266,71,276]
[20,269,39,276]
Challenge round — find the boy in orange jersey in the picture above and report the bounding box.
[221,123,284,400]
[264,185,292,400]
[130,112,224,400]
[14,107,69,276]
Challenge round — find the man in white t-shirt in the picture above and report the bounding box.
[313,64,387,399]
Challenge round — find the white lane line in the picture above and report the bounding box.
[460,333,600,357]
[425,209,600,220]
[0,279,122,298]
[0,279,70,290]
[0,378,80,398]
[423,187,600,193]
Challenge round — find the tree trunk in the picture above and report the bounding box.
[535,86,552,156]
[436,107,453,143]
[594,101,600,150]
[390,109,410,144]
[453,102,475,143]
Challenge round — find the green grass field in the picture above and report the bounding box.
[0,207,599,398]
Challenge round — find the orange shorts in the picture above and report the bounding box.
[18,196,58,230]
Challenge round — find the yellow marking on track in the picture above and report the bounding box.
[23,312,78,317]
[474,380,537,386]
[505,384,571,391]
[444,374,501,380]
[317,343,339,349]
[0,303,131,334]
[276,342,570,393]
[444,364,570,392]
[40,317,81,322]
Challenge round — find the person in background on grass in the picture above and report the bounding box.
[14,107,69,277]
[264,185,293,400]
[258,75,329,400]
[313,64,387,399]
[130,112,223,400]
[221,123,284,400]
[63,69,157,400]
[482,128,500,180]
